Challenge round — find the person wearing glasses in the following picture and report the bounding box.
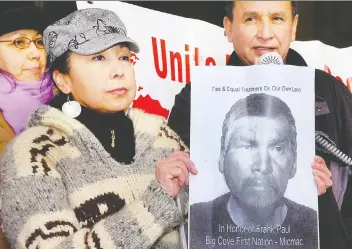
[0,3,54,156]
[0,4,52,248]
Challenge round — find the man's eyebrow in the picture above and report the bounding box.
[242,11,260,18]
[242,11,287,18]
[232,134,257,143]
[268,138,289,146]
[269,11,287,17]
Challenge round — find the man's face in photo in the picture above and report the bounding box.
[220,116,297,209]
[224,1,298,65]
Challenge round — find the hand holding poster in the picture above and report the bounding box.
[189,65,318,249]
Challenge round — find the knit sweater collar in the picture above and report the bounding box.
[49,95,135,164]
[27,104,168,167]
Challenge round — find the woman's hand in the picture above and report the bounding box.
[156,151,198,198]
[312,156,332,195]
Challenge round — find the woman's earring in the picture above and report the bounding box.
[62,95,81,118]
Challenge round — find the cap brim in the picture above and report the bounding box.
[68,33,140,56]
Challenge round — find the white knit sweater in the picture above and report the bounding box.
[1,105,188,249]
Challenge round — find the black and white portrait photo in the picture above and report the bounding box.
[189,66,318,249]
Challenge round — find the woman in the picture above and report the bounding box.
[0,4,53,249]
[1,8,196,249]
[0,4,54,154]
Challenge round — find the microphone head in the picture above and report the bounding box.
[258,52,284,65]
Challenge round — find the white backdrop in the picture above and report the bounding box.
[77,1,352,119]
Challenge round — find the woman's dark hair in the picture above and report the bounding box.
[48,41,132,76]
[48,50,71,75]
[46,50,72,95]
[225,1,298,21]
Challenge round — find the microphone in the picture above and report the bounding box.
[257,52,284,65]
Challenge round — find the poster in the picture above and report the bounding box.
[189,65,318,249]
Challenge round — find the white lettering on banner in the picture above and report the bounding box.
[77,1,352,119]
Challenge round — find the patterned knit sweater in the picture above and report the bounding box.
[0,105,188,249]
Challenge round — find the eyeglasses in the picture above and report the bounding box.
[0,37,44,49]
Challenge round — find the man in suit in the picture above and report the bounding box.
[169,1,352,248]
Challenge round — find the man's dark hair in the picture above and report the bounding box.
[220,93,297,160]
[225,1,298,21]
